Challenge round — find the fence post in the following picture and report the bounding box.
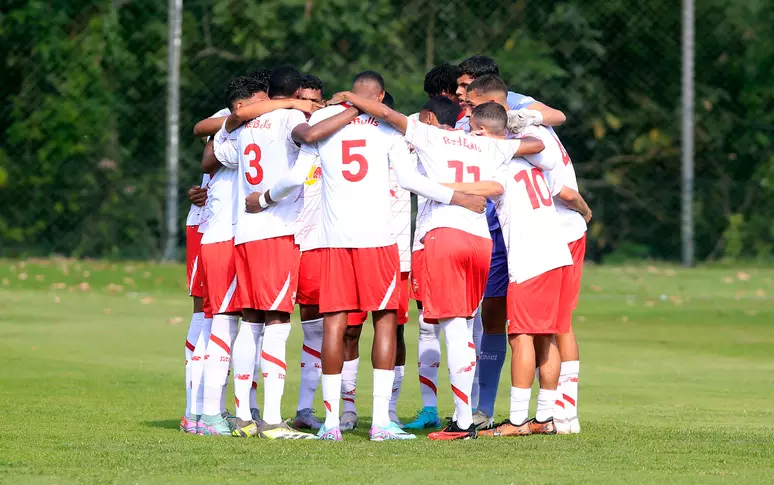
[681,0,695,266]
[163,0,183,261]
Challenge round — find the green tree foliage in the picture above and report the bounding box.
[1,0,771,260]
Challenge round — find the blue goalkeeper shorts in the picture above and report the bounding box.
[484,227,508,299]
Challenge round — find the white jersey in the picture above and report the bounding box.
[199,108,235,244]
[299,105,452,249]
[293,147,323,252]
[404,118,520,240]
[412,159,431,252]
[214,109,307,245]
[390,165,412,272]
[186,173,211,226]
[523,126,588,244]
[494,157,572,283]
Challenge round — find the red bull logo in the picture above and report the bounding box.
[304,165,322,186]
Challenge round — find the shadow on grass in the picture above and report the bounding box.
[144,419,180,430]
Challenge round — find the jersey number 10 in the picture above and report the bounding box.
[514,168,552,209]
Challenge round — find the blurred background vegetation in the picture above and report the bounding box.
[1,0,772,262]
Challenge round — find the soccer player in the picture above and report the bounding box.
[331,92,545,440]
[403,95,463,431]
[335,91,410,430]
[462,72,568,429]
[180,182,210,433]
[300,74,324,104]
[512,122,592,434]
[252,71,486,441]
[476,122,575,437]
[194,76,266,436]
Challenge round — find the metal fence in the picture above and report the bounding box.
[1,0,772,263]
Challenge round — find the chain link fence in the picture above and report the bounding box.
[1,0,772,262]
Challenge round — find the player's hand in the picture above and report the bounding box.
[245,192,264,214]
[450,191,487,214]
[292,99,325,114]
[327,91,352,106]
[187,185,207,207]
[583,209,592,223]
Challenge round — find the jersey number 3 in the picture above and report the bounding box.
[244,144,263,185]
[342,140,368,182]
[514,168,552,209]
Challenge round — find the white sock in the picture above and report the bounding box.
[184,312,204,417]
[189,317,212,417]
[232,321,263,420]
[250,329,264,410]
[471,313,483,410]
[297,318,323,411]
[372,369,395,428]
[417,310,441,408]
[202,315,238,416]
[341,358,359,414]
[261,323,291,424]
[536,388,558,422]
[510,386,532,425]
[558,360,580,418]
[389,365,405,413]
[322,374,342,428]
[441,317,476,429]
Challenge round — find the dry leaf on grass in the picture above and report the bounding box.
[736,271,751,281]
[51,282,66,290]
[168,316,184,325]
[140,296,154,305]
[755,289,766,297]
[722,276,734,284]
[2,278,9,286]
[104,308,112,314]
[18,273,28,281]
[78,282,91,292]
[35,274,45,281]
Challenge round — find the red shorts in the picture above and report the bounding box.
[319,245,400,314]
[568,234,586,310]
[200,239,240,315]
[506,266,573,335]
[409,250,425,302]
[297,249,322,306]
[186,226,205,298]
[423,228,492,321]
[235,236,300,314]
[347,272,410,326]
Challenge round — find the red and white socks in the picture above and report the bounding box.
[322,373,342,428]
[202,314,238,416]
[189,316,212,418]
[341,358,359,414]
[231,321,263,420]
[509,386,531,425]
[184,312,205,418]
[556,360,580,432]
[260,323,291,425]
[297,318,323,411]
[417,310,441,409]
[440,316,476,429]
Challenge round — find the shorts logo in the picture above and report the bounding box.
[456,361,476,374]
[300,362,306,368]
[314,362,322,369]
[291,291,297,305]
[235,373,251,380]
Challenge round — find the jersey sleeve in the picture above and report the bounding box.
[212,122,239,169]
[507,91,537,110]
[389,136,454,205]
[269,144,318,202]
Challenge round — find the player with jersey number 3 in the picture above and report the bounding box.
[330,91,547,440]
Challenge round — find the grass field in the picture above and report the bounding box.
[1,259,773,484]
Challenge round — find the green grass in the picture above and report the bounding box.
[1,259,773,484]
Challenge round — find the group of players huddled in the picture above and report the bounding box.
[180,55,591,441]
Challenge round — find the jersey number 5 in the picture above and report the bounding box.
[514,168,552,209]
[342,140,368,182]
[244,143,263,185]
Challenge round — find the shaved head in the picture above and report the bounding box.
[353,70,385,101]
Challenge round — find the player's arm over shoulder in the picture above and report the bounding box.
[524,101,566,127]
[291,105,360,144]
